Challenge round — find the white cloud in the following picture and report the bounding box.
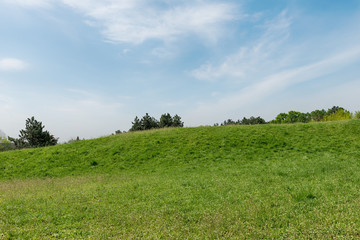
[60,0,238,44]
[0,58,27,71]
[191,10,292,81]
[3,0,239,44]
[186,46,360,124]
[2,0,54,8]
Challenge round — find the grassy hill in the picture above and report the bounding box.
[1,120,360,238]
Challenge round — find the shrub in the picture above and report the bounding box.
[324,109,353,121]
[354,111,360,119]
[0,137,14,152]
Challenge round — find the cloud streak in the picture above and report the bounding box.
[60,0,238,44]
[2,0,54,8]
[0,58,27,71]
[4,0,239,44]
[187,45,360,123]
[191,10,292,81]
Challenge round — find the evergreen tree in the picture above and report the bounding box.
[8,117,58,149]
[327,106,343,115]
[129,113,184,131]
[172,114,184,127]
[159,113,173,128]
[129,116,142,131]
[140,113,159,130]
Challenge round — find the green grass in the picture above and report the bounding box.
[1,120,360,239]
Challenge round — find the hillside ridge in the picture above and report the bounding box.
[1,120,359,180]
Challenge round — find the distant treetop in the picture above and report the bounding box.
[130,113,184,132]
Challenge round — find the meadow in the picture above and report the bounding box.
[1,120,360,239]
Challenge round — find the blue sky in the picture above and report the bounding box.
[1,0,360,142]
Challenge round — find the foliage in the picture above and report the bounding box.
[130,113,183,131]
[141,113,160,130]
[67,136,82,144]
[159,113,173,128]
[220,119,238,126]
[1,120,360,238]
[324,108,353,121]
[129,116,142,131]
[354,111,360,119]
[271,111,311,124]
[220,116,267,126]
[271,106,355,124]
[129,114,159,131]
[172,114,184,127]
[327,106,343,115]
[241,116,266,125]
[8,116,58,149]
[271,113,288,124]
[0,137,13,152]
[310,109,327,121]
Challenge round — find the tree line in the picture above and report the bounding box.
[215,106,359,126]
[214,116,267,126]
[1,113,184,151]
[270,106,356,124]
[1,106,360,152]
[129,113,184,132]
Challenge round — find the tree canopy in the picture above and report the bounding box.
[130,113,184,132]
[8,117,58,149]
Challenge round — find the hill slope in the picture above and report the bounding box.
[1,120,360,238]
[1,120,360,180]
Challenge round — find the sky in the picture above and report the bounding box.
[1,0,360,142]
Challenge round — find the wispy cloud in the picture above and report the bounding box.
[2,0,54,8]
[60,0,238,44]
[187,45,360,123]
[0,58,27,71]
[191,10,292,81]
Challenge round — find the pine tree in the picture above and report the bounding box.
[159,113,173,128]
[129,116,142,131]
[172,114,184,127]
[8,117,58,148]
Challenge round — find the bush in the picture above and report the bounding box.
[354,111,360,119]
[0,137,14,152]
[324,109,353,121]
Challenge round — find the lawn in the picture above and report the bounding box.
[1,120,360,239]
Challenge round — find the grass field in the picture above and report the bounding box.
[1,120,360,239]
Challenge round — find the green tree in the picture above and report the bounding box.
[327,106,343,115]
[354,111,360,119]
[241,116,266,125]
[130,113,184,131]
[129,116,142,132]
[159,113,173,128]
[8,117,58,149]
[172,114,184,127]
[324,108,353,121]
[140,113,159,130]
[311,109,327,121]
[221,119,236,126]
[273,113,288,124]
[0,137,13,152]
